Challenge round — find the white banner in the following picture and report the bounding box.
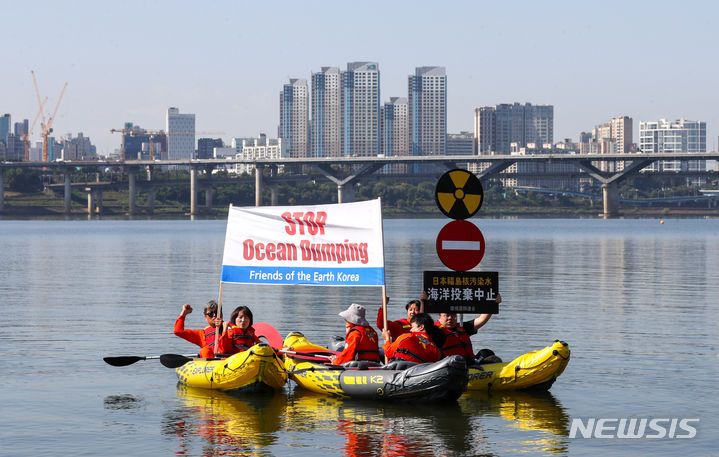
[221,199,384,287]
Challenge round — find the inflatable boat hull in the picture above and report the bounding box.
[175,343,287,393]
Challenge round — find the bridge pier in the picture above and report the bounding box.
[85,188,103,215]
[602,182,619,218]
[64,172,72,215]
[337,184,355,204]
[270,184,278,206]
[128,168,136,216]
[255,165,263,206]
[190,166,197,215]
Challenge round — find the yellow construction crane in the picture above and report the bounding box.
[22,96,47,161]
[32,71,68,162]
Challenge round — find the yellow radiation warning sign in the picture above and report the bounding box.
[435,169,484,219]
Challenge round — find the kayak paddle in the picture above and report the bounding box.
[104,353,197,367]
[159,354,196,368]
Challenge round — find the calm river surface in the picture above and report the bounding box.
[1,217,717,457]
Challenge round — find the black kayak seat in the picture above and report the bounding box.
[341,360,382,370]
[383,360,418,371]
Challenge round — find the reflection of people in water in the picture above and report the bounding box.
[163,385,286,455]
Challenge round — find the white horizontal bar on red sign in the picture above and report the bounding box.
[441,241,482,250]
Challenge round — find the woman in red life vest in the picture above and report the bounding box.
[381,313,445,364]
[329,303,381,365]
[435,294,501,361]
[376,291,427,341]
[217,306,260,355]
[173,300,223,358]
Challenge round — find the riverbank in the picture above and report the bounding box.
[1,190,717,219]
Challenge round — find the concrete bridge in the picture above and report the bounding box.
[1,152,718,217]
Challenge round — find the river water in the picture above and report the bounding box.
[0,217,717,457]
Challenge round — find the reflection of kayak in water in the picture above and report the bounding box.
[287,389,475,457]
[174,343,287,393]
[283,332,468,401]
[169,384,287,451]
[467,340,570,391]
[460,390,570,437]
[460,390,570,454]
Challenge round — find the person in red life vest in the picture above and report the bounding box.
[376,291,428,342]
[173,300,223,358]
[329,303,381,365]
[434,294,501,361]
[216,306,260,355]
[381,313,445,364]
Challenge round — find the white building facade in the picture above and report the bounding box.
[408,66,447,158]
[166,107,196,161]
[341,62,380,157]
[279,79,309,158]
[311,67,341,158]
[639,119,706,180]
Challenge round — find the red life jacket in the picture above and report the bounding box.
[227,325,257,352]
[396,318,411,331]
[435,321,474,358]
[199,326,218,357]
[389,331,440,363]
[347,325,381,361]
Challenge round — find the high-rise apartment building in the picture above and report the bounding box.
[61,133,96,160]
[311,67,341,158]
[474,103,554,154]
[279,79,309,158]
[591,116,633,153]
[639,119,706,178]
[0,114,10,144]
[408,66,447,158]
[381,97,409,156]
[166,107,195,161]
[341,62,380,157]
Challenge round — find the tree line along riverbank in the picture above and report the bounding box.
[1,167,717,218]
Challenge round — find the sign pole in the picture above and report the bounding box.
[377,198,389,337]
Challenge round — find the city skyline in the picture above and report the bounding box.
[2,1,718,155]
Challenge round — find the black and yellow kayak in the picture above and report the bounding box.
[467,340,570,392]
[174,342,287,393]
[282,332,468,401]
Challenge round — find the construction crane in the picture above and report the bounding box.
[22,96,47,161]
[32,71,68,162]
[110,128,224,160]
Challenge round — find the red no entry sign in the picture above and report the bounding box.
[436,220,485,271]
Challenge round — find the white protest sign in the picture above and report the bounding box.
[221,199,384,287]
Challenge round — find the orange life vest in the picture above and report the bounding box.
[347,325,381,361]
[227,325,257,352]
[435,321,474,358]
[199,326,218,358]
[388,331,440,363]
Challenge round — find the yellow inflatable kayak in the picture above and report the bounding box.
[174,342,287,393]
[282,332,468,401]
[467,340,570,391]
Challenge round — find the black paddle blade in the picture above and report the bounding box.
[160,354,194,368]
[103,356,145,367]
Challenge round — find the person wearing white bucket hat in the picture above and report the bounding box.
[329,303,381,365]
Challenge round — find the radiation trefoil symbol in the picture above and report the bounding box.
[434,169,484,220]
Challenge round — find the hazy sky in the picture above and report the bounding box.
[2,0,718,156]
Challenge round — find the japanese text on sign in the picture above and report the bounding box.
[423,270,499,314]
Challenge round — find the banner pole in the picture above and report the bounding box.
[377,198,389,339]
[215,282,224,356]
